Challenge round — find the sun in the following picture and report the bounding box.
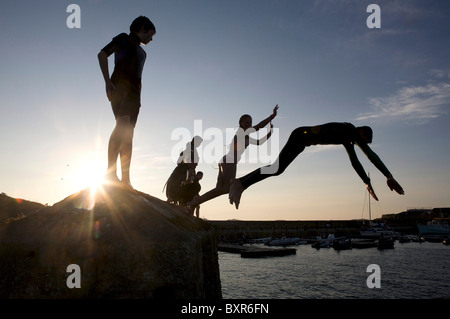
[70,160,106,191]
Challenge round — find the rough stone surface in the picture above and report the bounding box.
[0,186,221,298]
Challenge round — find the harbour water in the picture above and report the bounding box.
[219,241,449,299]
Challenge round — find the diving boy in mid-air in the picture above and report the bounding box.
[98,16,156,190]
[229,122,404,209]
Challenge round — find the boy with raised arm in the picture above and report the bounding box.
[188,105,279,212]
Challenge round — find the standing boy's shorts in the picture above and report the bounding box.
[110,84,141,127]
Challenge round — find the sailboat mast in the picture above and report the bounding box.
[368,172,371,222]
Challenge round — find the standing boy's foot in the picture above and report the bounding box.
[229,178,244,209]
[104,172,121,186]
[120,181,137,194]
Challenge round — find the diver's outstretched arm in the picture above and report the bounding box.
[386,175,404,195]
[356,142,405,196]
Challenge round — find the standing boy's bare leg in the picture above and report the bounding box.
[119,123,135,188]
[106,125,122,182]
[106,115,133,186]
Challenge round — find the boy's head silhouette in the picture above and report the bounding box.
[130,16,156,45]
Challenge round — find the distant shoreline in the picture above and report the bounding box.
[208,219,417,240]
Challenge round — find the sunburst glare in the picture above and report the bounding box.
[71,160,105,192]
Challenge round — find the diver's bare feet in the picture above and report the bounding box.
[229,178,244,209]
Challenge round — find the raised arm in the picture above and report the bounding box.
[253,105,278,131]
[248,123,273,145]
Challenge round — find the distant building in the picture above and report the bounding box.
[431,207,450,217]
[382,207,450,221]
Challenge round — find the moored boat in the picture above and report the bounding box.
[421,234,448,243]
[417,218,450,234]
[311,233,336,249]
[266,237,301,246]
[377,236,395,249]
[351,238,378,249]
[250,237,272,244]
[411,235,425,243]
[333,237,352,250]
[443,237,450,245]
[359,172,396,238]
[360,226,395,238]
[398,234,411,243]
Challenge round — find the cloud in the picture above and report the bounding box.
[429,69,450,79]
[356,81,450,123]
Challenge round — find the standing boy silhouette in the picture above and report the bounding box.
[98,16,156,190]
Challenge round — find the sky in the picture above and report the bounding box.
[1,0,449,221]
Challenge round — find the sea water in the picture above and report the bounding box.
[218,242,449,299]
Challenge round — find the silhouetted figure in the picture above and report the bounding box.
[229,122,404,209]
[182,171,203,217]
[177,136,203,183]
[165,162,191,204]
[187,105,278,213]
[165,165,203,208]
[165,136,204,214]
[98,16,156,190]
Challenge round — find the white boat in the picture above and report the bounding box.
[417,219,450,234]
[359,173,395,238]
[312,234,336,249]
[267,237,300,246]
[360,224,395,238]
[250,237,272,244]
